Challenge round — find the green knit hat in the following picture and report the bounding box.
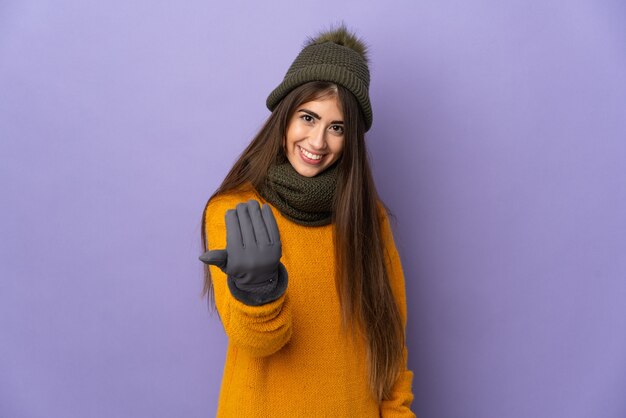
[266,24,373,131]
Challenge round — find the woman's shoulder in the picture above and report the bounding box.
[375,199,400,242]
[375,199,390,222]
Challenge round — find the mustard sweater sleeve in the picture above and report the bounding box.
[205,197,293,358]
[378,206,417,418]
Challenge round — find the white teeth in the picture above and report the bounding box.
[299,146,323,160]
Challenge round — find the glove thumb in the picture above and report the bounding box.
[199,250,228,269]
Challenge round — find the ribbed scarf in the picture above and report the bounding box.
[257,161,339,226]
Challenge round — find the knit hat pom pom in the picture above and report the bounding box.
[304,22,369,63]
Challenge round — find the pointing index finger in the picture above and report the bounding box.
[225,209,242,248]
[235,202,256,248]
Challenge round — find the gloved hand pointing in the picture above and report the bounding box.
[199,199,288,305]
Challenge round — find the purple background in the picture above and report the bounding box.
[1,1,625,417]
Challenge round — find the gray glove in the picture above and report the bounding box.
[199,199,288,306]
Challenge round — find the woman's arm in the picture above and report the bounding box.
[204,197,293,358]
[378,203,417,418]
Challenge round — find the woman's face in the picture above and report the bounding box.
[283,95,345,177]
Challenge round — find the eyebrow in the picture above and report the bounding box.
[298,109,344,125]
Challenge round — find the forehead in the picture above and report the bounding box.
[297,95,343,116]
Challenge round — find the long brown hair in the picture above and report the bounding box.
[200,81,405,403]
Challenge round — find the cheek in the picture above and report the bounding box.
[332,139,345,155]
[287,121,310,140]
[284,127,295,148]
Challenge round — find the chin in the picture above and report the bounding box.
[295,165,325,177]
[286,155,329,177]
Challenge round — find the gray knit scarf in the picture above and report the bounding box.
[257,160,339,226]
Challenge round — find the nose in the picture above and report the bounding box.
[308,125,328,151]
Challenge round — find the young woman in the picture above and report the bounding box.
[199,24,416,417]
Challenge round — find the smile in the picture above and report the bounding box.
[298,145,325,160]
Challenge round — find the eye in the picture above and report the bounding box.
[300,114,314,123]
[330,125,344,135]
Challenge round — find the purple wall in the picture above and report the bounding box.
[1,1,625,417]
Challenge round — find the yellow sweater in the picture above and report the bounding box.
[204,184,416,417]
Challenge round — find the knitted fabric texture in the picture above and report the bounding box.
[266,41,373,131]
[204,184,416,417]
[256,160,339,227]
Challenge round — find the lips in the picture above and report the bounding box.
[298,145,325,165]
